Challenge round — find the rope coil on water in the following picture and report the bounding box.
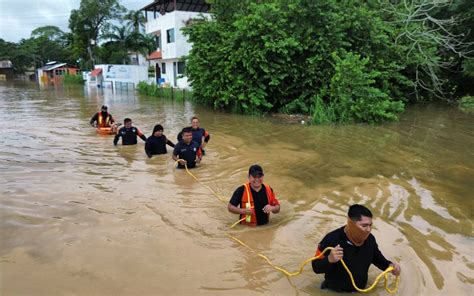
[175,160,400,293]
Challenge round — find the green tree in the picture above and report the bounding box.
[69,0,125,69]
[183,0,470,123]
[124,10,147,64]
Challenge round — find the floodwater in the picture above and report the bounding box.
[0,82,473,296]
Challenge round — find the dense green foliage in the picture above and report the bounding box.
[0,26,75,73]
[63,74,84,85]
[137,81,191,100]
[183,0,473,123]
[458,96,474,113]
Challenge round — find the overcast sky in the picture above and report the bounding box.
[0,0,148,43]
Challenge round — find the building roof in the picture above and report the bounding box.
[39,62,79,71]
[0,60,13,68]
[91,68,103,77]
[142,0,210,13]
[147,50,163,60]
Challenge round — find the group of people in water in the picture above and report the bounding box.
[90,105,209,169]
[90,105,401,293]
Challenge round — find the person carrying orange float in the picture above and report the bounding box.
[90,105,115,128]
[227,164,280,226]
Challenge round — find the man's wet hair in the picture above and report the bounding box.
[182,127,193,134]
[191,116,199,122]
[348,204,373,221]
[124,118,132,123]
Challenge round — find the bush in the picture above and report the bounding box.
[458,96,474,113]
[312,52,404,124]
[63,74,84,85]
[136,81,191,100]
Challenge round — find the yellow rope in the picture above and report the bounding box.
[175,160,400,293]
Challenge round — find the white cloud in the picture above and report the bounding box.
[0,0,147,42]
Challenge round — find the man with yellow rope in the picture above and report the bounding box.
[227,165,280,226]
[312,204,401,292]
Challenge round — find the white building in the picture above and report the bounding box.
[86,64,149,91]
[142,0,211,89]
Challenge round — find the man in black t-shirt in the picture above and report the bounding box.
[227,164,280,226]
[312,204,401,292]
[113,118,147,146]
[172,127,201,169]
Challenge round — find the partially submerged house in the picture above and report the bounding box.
[37,61,80,85]
[0,60,14,81]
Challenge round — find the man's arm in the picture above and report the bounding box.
[201,129,210,148]
[228,186,248,215]
[312,236,342,274]
[137,129,147,142]
[172,144,186,165]
[145,139,152,158]
[113,132,120,145]
[90,113,98,126]
[263,187,280,214]
[165,136,175,148]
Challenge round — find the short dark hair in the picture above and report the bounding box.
[182,127,193,134]
[348,204,372,221]
[124,118,132,123]
[153,124,163,133]
[191,116,199,122]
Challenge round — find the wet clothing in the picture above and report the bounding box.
[113,126,146,145]
[177,127,210,146]
[312,226,392,292]
[173,140,201,169]
[229,184,280,226]
[145,135,175,158]
[90,111,114,127]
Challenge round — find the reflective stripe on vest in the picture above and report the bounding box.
[240,182,275,226]
[98,112,110,127]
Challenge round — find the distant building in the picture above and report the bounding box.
[141,0,211,88]
[86,64,148,91]
[37,61,80,85]
[0,60,14,81]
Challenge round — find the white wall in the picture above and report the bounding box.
[145,11,210,60]
[94,64,148,89]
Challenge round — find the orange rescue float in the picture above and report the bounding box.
[96,126,116,135]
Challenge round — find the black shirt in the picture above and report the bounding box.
[113,126,147,145]
[172,140,200,168]
[229,185,274,226]
[312,226,392,292]
[145,135,175,158]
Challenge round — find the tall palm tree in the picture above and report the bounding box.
[124,10,147,64]
[102,25,131,64]
[124,10,146,33]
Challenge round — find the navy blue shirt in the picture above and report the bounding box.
[173,140,201,168]
[177,127,210,146]
[114,126,146,145]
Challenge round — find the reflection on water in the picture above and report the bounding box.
[0,82,473,295]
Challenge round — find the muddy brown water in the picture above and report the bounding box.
[0,83,473,295]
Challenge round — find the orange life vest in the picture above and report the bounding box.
[240,182,277,226]
[98,112,111,127]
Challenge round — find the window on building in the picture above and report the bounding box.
[167,28,175,43]
[155,35,161,49]
[161,62,166,74]
[177,61,185,75]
